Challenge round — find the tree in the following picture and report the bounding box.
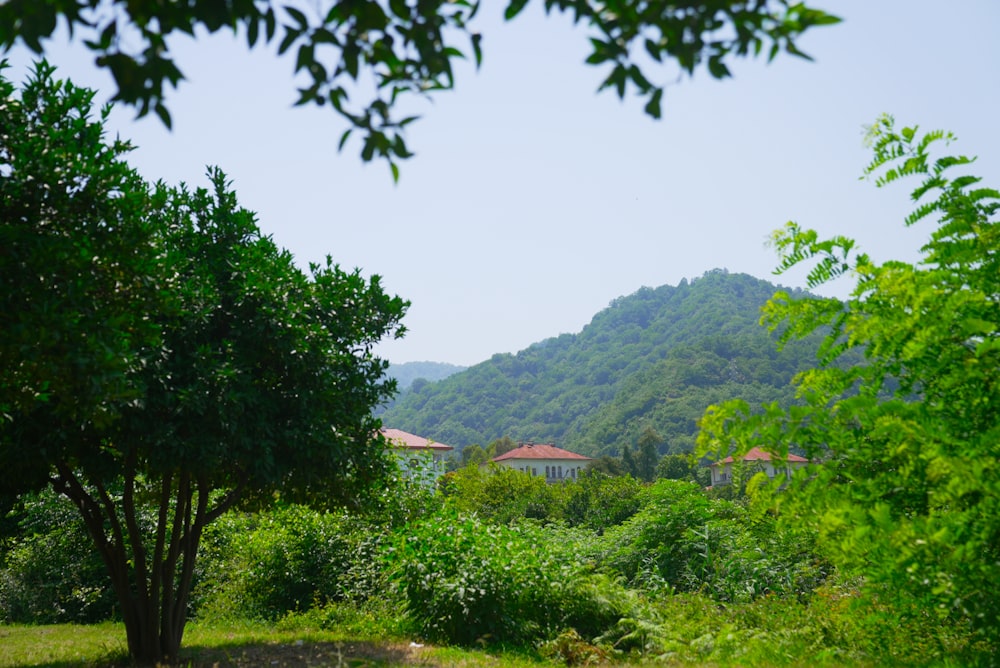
[0,63,408,663]
[489,435,518,457]
[461,443,490,467]
[0,1,840,169]
[698,115,1000,648]
[636,425,661,482]
[588,455,625,477]
[656,453,695,480]
[621,444,638,477]
[0,61,171,529]
[0,62,163,437]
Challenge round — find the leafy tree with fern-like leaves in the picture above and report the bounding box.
[698,114,1000,652]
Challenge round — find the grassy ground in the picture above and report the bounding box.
[2,599,988,667]
[0,622,553,667]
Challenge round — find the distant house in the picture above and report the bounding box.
[708,446,809,487]
[381,428,453,485]
[491,443,592,483]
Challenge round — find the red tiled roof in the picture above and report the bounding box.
[381,428,454,451]
[710,446,808,466]
[493,443,592,462]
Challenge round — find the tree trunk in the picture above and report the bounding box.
[53,465,198,664]
[115,567,188,664]
[53,463,247,664]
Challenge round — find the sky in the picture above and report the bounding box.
[5,1,999,367]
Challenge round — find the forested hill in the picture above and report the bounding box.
[378,270,823,457]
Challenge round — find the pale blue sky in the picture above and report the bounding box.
[6,1,999,366]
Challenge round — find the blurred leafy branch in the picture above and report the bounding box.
[0,1,839,176]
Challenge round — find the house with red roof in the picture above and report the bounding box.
[708,446,809,487]
[491,442,592,483]
[381,428,454,485]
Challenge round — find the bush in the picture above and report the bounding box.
[563,473,644,532]
[595,479,827,603]
[193,504,387,621]
[599,479,715,588]
[442,465,568,524]
[0,490,116,623]
[388,510,632,646]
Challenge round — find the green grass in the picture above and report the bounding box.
[0,623,129,667]
[0,621,555,667]
[1,592,989,667]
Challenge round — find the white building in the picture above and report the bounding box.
[491,443,592,483]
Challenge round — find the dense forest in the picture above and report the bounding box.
[379,270,826,457]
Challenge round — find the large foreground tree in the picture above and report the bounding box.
[0,1,839,167]
[0,62,408,662]
[698,116,1000,649]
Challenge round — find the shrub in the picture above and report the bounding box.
[563,473,644,532]
[599,479,715,588]
[0,490,116,623]
[193,504,387,621]
[442,465,568,524]
[388,510,632,646]
[595,479,827,603]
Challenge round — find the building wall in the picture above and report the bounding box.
[494,458,588,482]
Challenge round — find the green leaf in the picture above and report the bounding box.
[471,32,483,68]
[644,38,663,63]
[246,17,260,47]
[277,27,300,55]
[153,102,172,129]
[285,6,308,28]
[295,43,315,73]
[800,10,843,26]
[504,0,530,20]
[643,87,663,119]
[707,56,731,79]
[265,8,277,41]
[785,41,814,61]
[312,28,338,45]
[338,129,352,152]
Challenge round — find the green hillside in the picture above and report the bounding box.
[379,270,825,457]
